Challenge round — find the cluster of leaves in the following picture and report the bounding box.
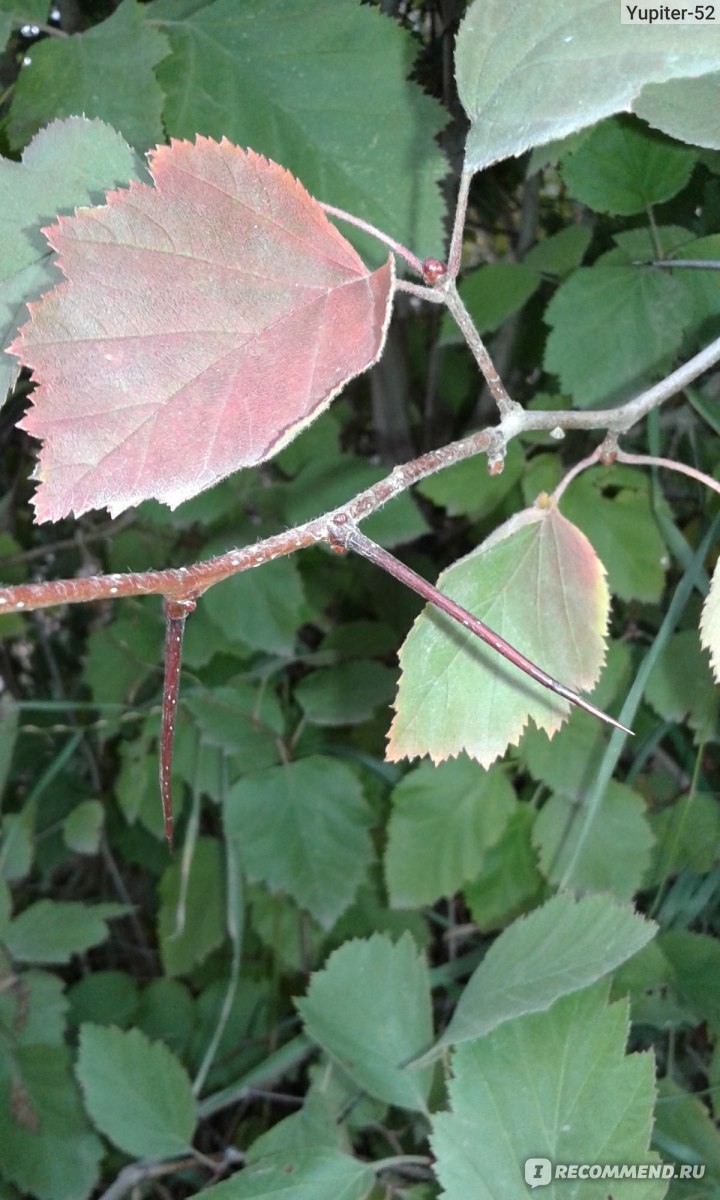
[0,1,720,1198]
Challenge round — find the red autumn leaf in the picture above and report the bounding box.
[12,137,395,521]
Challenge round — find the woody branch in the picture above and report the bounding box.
[2,328,720,616]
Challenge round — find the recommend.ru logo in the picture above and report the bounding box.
[524,1158,705,1188]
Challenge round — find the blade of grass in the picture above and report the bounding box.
[558,513,720,892]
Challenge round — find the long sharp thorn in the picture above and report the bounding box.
[328,516,633,737]
[161,597,197,851]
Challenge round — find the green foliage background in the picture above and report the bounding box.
[0,2,719,1198]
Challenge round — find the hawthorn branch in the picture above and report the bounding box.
[1,330,719,617]
[443,280,518,416]
[0,433,491,612]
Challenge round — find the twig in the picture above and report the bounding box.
[3,327,720,616]
[98,1148,244,1200]
[0,432,488,612]
[643,259,720,270]
[443,280,518,416]
[614,449,720,497]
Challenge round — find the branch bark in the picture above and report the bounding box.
[2,327,720,616]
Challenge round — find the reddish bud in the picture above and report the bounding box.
[422,257,447,285]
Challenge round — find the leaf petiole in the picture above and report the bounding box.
[319,200,425,275]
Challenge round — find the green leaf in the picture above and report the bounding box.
[636,73,720,152]
[203,557,307,657]
[200,1148,375,1200]
[331,876,430,953]
[8,0,169,151]
[295,661,397,727]
[561,469,666,603]
[455,0,720,172]
[82,603,163,705]
[0,695,18,801]
[416,441,524,518]
[0,969,67,1045]
[431,983,663,1200]
[544,265,694,408]
[246,1092,342,1164]
[520,641,633,795]
[189,976,272,1088]
[653,1077,720,1190]
[659,930,720,1027]
[385,758,516,907]
[297,932,433,1111]
[0,1044,102,1200]
[62,800,104,855]
[249,885,326,974]
[0,879,10,938]
[76,1024,196,1158]
[179,682,285,774]
[524,225,592,277]
[135,978,196,1058]
[669,235,720,344]
[67,971,139,1029]
[388,504,609,767]
[151,0,447,267]
[532,781,655,900]
[646,629,717,737]
[158,837,225,976]
[363,492,430,549]
[0,0,48,49]
[687,383,720,435]
[561,117,697,215]
[226,757,374,929]
[611,941,698,1029]
[440,262,540,343]
[3,900,129,964]
[436,893,656,1050]
[646,793,720,886]
[0,801,35,881]
[463,804,546,931]
[0,116,141,402]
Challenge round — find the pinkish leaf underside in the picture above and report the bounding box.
[14,138,394,520]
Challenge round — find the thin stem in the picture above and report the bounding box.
[373,1155,433,1174]
[160,597,196,849]
[606,331,720,433]
[197,1034,313,1120]
[394,279,445,303]
[319,201,424,276]
[447,168,473,280]
[443,281,517,416]
[550,445,606,504]
[646,203,663,260]
[328,515,632,735]
[644,259,720,270]
[614,449,720,497]
[193,757,243,1093]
